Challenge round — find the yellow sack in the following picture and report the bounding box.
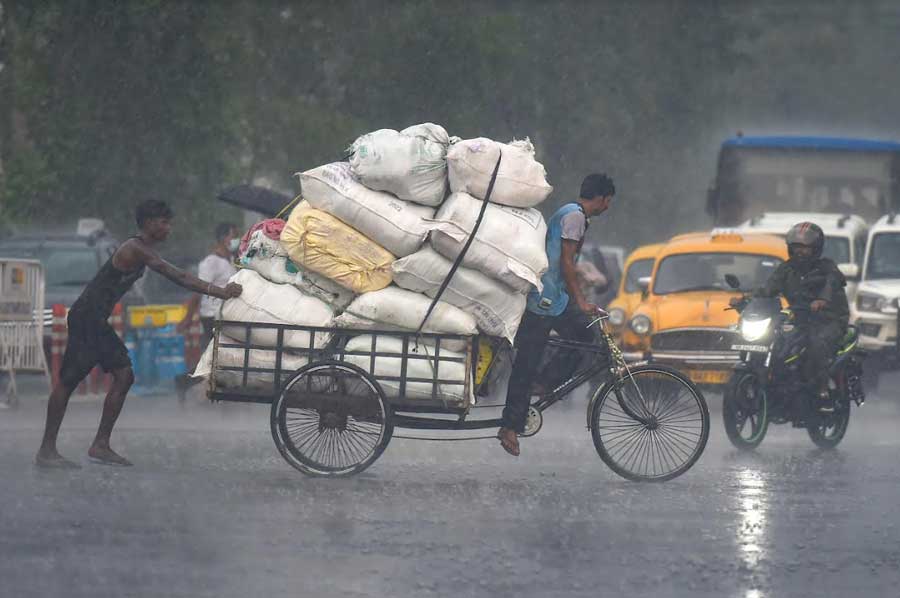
[281,201,395,293]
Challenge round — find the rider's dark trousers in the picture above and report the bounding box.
[805,319,846,392]
[502,304,594,433]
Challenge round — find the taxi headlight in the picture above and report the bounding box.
[608,308,626,327]
[741,317,771,342]
[630,314,652,336]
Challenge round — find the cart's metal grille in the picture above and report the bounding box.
[207,320,477,413]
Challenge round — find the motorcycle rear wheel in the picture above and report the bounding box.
[723,372,768,451]
[807,402,850,449]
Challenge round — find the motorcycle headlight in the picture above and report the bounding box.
[608,308,626,327]
[630,314,652,336]
[741,317,771,342]
[857,293,890,313]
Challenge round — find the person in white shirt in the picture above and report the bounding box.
[179,222,239,345]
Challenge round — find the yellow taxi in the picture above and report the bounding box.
[607,243,663,358]
[628,231,788,386]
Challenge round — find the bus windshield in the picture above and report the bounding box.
[712,145,896,225]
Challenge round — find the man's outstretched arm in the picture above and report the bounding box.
[123,242,241,299]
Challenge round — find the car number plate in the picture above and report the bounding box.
[688,370,730,385]
[731,344,769,353]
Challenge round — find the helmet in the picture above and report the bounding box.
[785,222,824,262]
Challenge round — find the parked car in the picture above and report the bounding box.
[630,231,787,387]
[0,220,147,336]
[606,243,664,358]
[737,211,868,303]
[851,213,900,390]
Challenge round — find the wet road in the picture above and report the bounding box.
[2,379,900,598]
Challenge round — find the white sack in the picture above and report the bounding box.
[447,137,552,208]
[297,162,435,257]
[429,192,548,293]
[192,337,311,390]
[349,123,452,206]
[240,232,355,309]
[391,247,527,342]
[334,286,476,351]
[342,335,469,404]
[247,257,355,311]
[220,269,333,349]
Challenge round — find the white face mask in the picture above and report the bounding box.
[228,238,240,253]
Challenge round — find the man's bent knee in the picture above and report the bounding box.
[111,367,135,390]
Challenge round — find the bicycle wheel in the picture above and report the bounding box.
[271,361,393,477]
[589,364,709,482]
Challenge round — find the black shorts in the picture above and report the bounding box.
[59,312,132,388]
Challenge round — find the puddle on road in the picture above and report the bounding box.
[736,467,769,597]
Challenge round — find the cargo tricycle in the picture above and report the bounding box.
[206,314,710,482]
[210,154,709,481]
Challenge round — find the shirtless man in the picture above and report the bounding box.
[35,200,243,468]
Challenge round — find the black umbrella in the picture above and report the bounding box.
[217,184,294,218]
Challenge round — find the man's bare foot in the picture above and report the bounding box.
[87,445,133,467]
[35,451,81,469]
[497,427,520,457]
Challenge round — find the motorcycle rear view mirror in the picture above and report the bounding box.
[724,274,741,290]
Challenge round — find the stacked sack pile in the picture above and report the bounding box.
[195,123,554,402]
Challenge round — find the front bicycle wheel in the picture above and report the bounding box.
[589,364,709,482]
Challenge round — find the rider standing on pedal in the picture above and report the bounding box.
[758,222,849,412]
[497,174,615,456]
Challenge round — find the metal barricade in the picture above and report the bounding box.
[0,258,50,406]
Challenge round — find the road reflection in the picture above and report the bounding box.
[736,468,768,598]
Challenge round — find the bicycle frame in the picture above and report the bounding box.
[394,319,654,432]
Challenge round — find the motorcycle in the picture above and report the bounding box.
[721,274,865,450]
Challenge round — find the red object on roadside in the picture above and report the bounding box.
[183,306,203,370]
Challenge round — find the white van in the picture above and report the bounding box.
[737,212,868,301]
[852,215,900,386]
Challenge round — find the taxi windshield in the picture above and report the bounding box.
[654,252,782,294]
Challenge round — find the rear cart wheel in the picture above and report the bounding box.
[723,372,769,450]
[589,364,710,482]
[270,361,393,477]
[807,401,850,449]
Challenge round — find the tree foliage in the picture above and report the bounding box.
[2,1,900,252]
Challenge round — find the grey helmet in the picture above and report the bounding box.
[786,221,825,261]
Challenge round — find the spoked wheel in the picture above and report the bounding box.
[723,372,769,450]
[807,401,850,449]
[270,361,393,477]
[589,364,710,482]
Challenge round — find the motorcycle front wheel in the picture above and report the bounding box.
[723,372,768,450]
[807,401,850,449]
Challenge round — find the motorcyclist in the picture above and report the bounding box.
[757,222,849,412]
